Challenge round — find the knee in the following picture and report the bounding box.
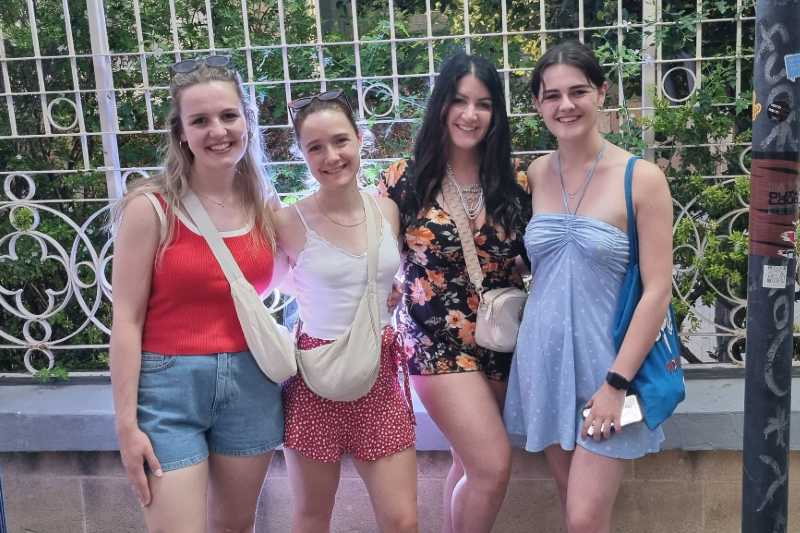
[565,506,608,533]
[294,503,334,525]
[211,518,255,533]
[380,509,418,533]
[209,516,256,533]
[463,446,512,493]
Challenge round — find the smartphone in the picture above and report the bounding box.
[582,394,644,435]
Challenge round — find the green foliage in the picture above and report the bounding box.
[34,365,70,383]
[0,0,764,369]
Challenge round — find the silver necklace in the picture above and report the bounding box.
[446,164,484,221]
[557,142,606,215]
[195,190,235,208]
[314,193,366,228]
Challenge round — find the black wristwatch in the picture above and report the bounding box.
[605,371,631,391]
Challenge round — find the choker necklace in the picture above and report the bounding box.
[556,141,606,215]
[446,164,484,221]
[314,193,366,228]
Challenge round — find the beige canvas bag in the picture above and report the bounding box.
[294,191,383,401]
[182,190,297,383]
[441,178,527,353]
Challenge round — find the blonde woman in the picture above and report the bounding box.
[110,56,282,533]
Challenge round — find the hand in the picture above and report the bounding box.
[387,279,403,313]
[581,384,627,441]
[117,425,162,506]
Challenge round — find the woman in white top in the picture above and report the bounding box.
[274,91,418,533]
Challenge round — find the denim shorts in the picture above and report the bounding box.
[137,351,284,472]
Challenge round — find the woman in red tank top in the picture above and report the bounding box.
[110,57,283,533]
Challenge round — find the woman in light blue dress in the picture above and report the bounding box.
[504,41,674,533]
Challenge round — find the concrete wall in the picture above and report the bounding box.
[1,449,798,533]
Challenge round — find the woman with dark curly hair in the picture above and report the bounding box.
[380,52,530,533]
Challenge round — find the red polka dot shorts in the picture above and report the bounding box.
[283,327,417,463]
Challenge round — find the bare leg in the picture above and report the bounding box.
[353,447,418,533]
[143,461,208,533]
[441,379,506,533]
[564,446,625,533]
[284,449,341,533]
[543,445,573,521]
[207,452,272,533]
[412,373,511,533]
[441,451,464,533]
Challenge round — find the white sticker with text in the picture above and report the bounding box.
[762,265,788,289]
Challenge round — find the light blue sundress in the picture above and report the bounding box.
[504,207,664,459]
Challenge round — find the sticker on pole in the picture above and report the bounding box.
[786,53,800,83]
[762,265,788,289]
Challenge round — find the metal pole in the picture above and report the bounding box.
[0,469,7,533]
[742,1,800,532]
[85,0,124,200]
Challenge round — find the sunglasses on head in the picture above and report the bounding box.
[287,90,353,123]
[169,55,233,78]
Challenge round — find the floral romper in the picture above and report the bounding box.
[379,159,531,381]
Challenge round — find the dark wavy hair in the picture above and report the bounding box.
[529,40,606,98]
[399,51,528,235]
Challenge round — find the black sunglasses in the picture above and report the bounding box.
[169,55,233,77]
[287,90,353,123]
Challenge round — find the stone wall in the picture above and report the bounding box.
[2,449,797,533]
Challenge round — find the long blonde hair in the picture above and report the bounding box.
[113,61,277,257]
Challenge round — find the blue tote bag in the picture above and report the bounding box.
[611,157,685,430]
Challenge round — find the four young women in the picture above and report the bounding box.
[111,38,675,533]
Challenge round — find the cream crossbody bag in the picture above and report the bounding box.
[294,191,383,401]
[182,190,298,383]
[441,178,527,353]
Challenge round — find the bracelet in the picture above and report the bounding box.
[605,371,631,391]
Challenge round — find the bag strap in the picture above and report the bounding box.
[362,191,379,287]
[182,189,249,284]
[623,156,641,268]
[441,177,484,297]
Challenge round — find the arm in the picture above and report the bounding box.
[612,161,673,381]
[273,205,306,267]
[375,195,404,313]
[265,180,283,211]
[583,161,673,440]
[109,194,163,505]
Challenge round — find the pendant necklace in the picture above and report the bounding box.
[195,190,235,208]
[557,141,606,215]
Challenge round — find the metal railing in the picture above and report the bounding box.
[0,0,780,374]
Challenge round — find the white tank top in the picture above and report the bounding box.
[290,195,401,340]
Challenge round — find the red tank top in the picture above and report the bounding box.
[141,197,274,355]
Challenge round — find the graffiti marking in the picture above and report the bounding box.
[763,405,789,447]
[756,454,788,512]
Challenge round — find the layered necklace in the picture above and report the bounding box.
[314,192,366,228]
[556,141,606,215]
[446,164,484,221]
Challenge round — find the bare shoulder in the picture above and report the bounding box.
[273,202,306,257]
[374,194,401,238]
[119,193,160,232]
[375,194,399,218]
[632,158,670,197]
[526,153,551,192]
